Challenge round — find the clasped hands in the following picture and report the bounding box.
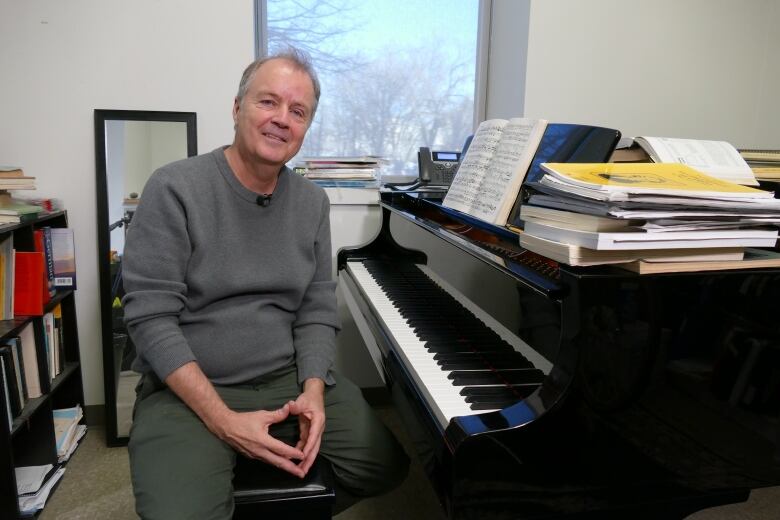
[216,378,325,479]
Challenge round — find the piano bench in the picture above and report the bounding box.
[232,455,335,519]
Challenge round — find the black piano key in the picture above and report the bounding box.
[435,351,533,369]
[469,400,520,410]
[460,385,539,398]
[439,358,534,371]
[449,369,546,386]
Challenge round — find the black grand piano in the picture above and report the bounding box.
[337,189,780,519]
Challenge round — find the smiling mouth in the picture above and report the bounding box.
[263,132,288,143]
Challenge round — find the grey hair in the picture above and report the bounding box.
[235,47,321,122]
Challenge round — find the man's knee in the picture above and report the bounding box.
[324,377,411,496]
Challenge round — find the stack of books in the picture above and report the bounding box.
[293,156,385,187]
[0,166,41,224]
[519,162,780,273]
[739,149,780,181]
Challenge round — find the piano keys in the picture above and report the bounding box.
[345,259,551,429]
[339,190,780,519]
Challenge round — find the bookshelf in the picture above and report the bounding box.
[0,211,83,518]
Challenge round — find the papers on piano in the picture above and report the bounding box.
[520,162,780,266]
[632,136,758,186]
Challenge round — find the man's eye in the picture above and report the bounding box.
[293,110,306,119]
[259,99,275,107]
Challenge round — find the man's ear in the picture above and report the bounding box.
[232,97,241,126]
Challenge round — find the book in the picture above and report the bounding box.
[49,228,76,290]
[538,162,774,201]
[13,251,47,316]
[18,323,41,399]
[739,149,780,163]
[0,347,22,418]
[0,234,12,319]
[7,338,27,406]
[1,356,11,428]
[520,205,639,232]
[0,199,41,217]
[442,118,548,226]
[617,247,780,274]
[633,136,758,186]
[0,166,25,178]
[519,231,743,267]
[523,220,778,251]
[34,229,55,298]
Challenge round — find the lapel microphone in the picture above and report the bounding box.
[256,194,272,207]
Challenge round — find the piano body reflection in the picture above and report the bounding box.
[338,190,780,519]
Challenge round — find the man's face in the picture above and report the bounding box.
[232,59,315,168]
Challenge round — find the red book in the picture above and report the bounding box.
[14,251,47,316]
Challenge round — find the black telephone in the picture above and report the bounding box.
[417,147,461,187]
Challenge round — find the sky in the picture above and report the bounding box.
[268,0,479,59]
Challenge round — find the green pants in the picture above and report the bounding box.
[128,366,409,520]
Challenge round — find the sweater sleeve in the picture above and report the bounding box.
[292,195,340,385]
[121,171,196,381]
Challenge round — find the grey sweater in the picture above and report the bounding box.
[122,147,339,386]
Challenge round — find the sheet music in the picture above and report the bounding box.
[471,118,541,222]
[443,119,506,214]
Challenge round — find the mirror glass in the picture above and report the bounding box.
[95,110,197,445]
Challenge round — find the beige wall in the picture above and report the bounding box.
[521,0,780,147]
[0,0,254,406]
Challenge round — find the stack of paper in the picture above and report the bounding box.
[15,464,65,516]
[53,404,86,462]
[293,156,385,186]
[519,162,780,271]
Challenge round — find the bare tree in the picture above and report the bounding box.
[266,0,366,74]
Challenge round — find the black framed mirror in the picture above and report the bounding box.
[95,110,197,446]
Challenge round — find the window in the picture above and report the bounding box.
[257,0,484,174]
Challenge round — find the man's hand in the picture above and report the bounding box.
[214,405,307,478]
[288,378,326,475]
[165,362,306,478]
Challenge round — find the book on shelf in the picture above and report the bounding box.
[519,231,744,267]
[6,338,28,409]
[18,322,41,399]
[1,355,12,428]
[0,195,41,217]
[14,250,48,316]
[0,166,25,177]
[34,229,56,298]
[49,227,77,290]
[442,118,548,226]
[537,162,774,201]
[0,347,22,420]
[523,220,778,251]
[617,247,780,274]
[632,136,758,186]
[0,234,12,319]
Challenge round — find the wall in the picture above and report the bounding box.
[521,0,780,146]
[0,0,254,406]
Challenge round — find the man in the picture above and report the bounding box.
[122,48,409,519]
